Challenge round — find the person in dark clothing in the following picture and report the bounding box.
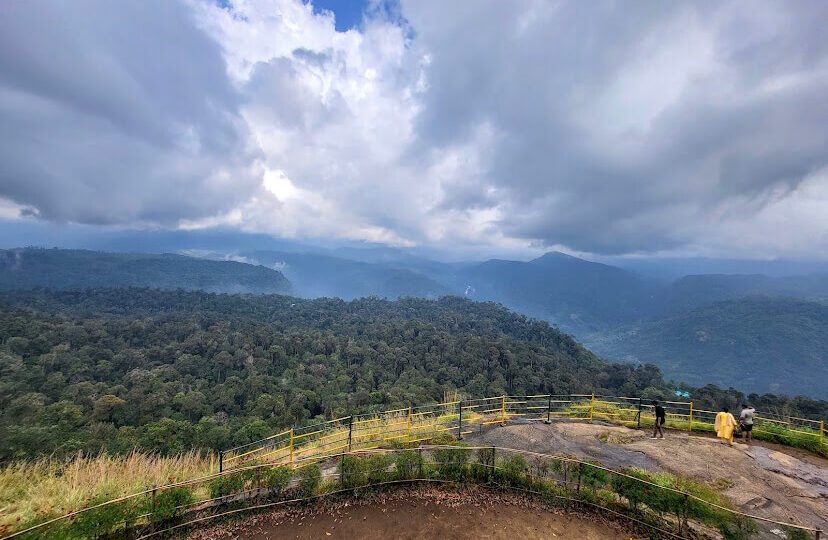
[651,400,666,439]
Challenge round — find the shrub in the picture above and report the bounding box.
[69,496,141,539]
[468,447,495,482]
[365,454,393,484]
[718,519,758,540]
[298,464,321,497]
[609,471,650,511]
[208,471,246,499]
[263,466,292,495]
[148,487,194,524]
[784,527,811,540]
[579,462,608,492]
[495,454,527,487]
[340,455,368,489]
[430,433,457,445]
[606,467,758,536]
[431,442,470,481]
[394,449,423,480]
[18,515,74,540]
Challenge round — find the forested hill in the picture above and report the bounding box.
[0,248,292,294]
[2,288,826,461]
[593,297,828,398]
[458,252,657,332]
[0,289,646,460]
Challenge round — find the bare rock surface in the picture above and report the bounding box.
[467,421,828,533]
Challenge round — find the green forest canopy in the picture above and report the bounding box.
[1,288,825,461]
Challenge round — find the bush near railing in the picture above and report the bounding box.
[9,442,822,540]
[6,394,826,539]
[221,394,827,472]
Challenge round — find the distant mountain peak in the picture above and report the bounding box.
[530,251,615,270]
[533,251,579,262]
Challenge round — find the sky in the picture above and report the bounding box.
[1,0,827,261]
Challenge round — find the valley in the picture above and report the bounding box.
[234,247,828,398]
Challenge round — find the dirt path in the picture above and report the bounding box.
[467,420,828,532]
[187,487,642,540]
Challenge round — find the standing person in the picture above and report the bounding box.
[650,400,666,439]
[739,403,755,443]
[715,407,738,446]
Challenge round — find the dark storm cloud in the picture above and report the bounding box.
[1,0,826,258]
[0,0,262,225]
[403,0,828,254]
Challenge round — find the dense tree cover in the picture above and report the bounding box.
[1,289,825,461]
[5,247,828,400]
[593,297,828,398]
[658,274,828,315]
[0,248,292,294]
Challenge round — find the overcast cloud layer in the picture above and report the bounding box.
[1,0,826,258]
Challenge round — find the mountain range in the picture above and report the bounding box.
[1,243,826,398]
[0,248,292,295]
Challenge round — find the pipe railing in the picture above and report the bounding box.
[220,393,827,471]
[6,445,822,540]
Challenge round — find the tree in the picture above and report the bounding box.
[92,395,126,424]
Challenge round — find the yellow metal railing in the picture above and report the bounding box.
[8,445,825,540]
[219,393,828,471]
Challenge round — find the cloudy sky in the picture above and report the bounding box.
[1,0,827,260]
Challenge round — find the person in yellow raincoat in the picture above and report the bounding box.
[714,407,738,446]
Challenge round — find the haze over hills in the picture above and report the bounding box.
[657,273,828,315]
[589,297,828,398]
[2,244,827,398]
[0,248,292,295]
[241,250,449,299]
[3,287,827,461]
[211,247,828,398]
[455,252,659,332]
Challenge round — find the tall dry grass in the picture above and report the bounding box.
[0,450,214,535]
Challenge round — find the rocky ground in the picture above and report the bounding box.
[466,420,828,534]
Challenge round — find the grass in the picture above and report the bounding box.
[1,395,824,536]
[0,441,804,539]
[225,402,478,469]
[581,399,828,458]
[0,451,214,536]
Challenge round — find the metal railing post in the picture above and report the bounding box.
[637,397,642,429]
[219,450,223,473]
[339,452,345,488]
[407,406,412,445]
[589,393,595,421]
[546,393,552,423]
[457,400,463,440]
[347,416,353,452]
[688,401,694,432]
[576,462,582,493]
[500,395,506,425]
[820,421,825,445]
[289,427,295,469]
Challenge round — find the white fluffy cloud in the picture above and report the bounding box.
[1,0,827,258]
